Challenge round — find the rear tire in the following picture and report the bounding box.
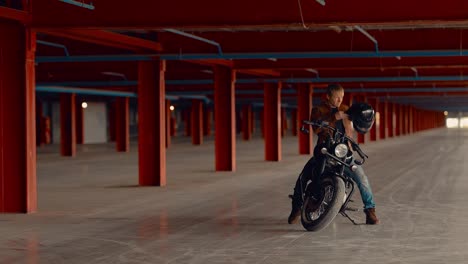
[301,176,346,231]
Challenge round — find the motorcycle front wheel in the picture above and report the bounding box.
[301,176,346,231]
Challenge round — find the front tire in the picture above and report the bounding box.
[301,176,346,231]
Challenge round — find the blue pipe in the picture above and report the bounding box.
[38,81,138,87]
[36,76,468,88]
[164,29,223,55]
[36,86,137,97]
[35,50,468,63]
[36,40,70,56]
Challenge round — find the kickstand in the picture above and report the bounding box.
[340,208,360,225]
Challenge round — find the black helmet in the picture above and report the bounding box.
[346,102,375,134]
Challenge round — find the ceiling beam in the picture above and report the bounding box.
[38,29,162,52]
[0,6,30,23]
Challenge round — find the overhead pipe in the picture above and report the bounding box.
[37,75,468,87]
[164,28,223,55]
[353,25,379,52]
[38,81,138,87]
[36,86,136,97]
[36,85,182,101]
[36,40,70,56]
[59,0,95,10]
[36,49,468,63]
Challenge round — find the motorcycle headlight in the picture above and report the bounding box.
[334,143,348,158]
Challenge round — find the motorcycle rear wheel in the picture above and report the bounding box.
[301,176,346,231]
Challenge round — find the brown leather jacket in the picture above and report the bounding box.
[310,101,349,144]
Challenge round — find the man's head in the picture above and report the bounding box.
[326,83,344,108]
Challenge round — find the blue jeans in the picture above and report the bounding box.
[292,157,376,209]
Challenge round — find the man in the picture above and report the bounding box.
[288,84,380,225]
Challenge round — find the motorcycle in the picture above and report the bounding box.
[298,120,369,231]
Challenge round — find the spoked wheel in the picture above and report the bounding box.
[301,176,346,231]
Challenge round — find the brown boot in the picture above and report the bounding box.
[288,195,301,224]
[364,208,380,225]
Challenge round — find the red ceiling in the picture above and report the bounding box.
[4,0,468,109]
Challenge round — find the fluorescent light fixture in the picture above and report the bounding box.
[101,72,128,80]
[59,0,95,10]
[201,69,213,74]
[305,68,320,78]
[316,0,326,6]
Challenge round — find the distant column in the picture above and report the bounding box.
[60,93,76,157]
[388,102,395,137]
[76,101,84,144]
[297,83,313,154]
[368,97,379,141]
[242,104,253,141]
[264,82,282,161]
[138,59,166,186]
[191,99,203,145]
[203,108,212,136]
[291,109,298,136]
[115,97,129,152]
[214,66,236,171]
[165,100,171,148]
[379,100,388,139]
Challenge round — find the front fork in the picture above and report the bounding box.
[339,178,360,225]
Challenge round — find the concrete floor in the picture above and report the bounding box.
[1,128,467,263]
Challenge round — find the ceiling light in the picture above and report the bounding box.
[201,70,213,74]
[316,0,326,6]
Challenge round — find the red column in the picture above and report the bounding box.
[165,100,171,148]
[191,99,203,145]
[409,105,414,134]
[242,104,252,141]
[291,109,298,136]
[203,108,212,136]
[76,101,84,144]
[297,83,313,154]
[236,109,242,134]
[260,109,264,138]
[108,102,116,142]
[214,66,236,171]
[60,93,76,156]
[36,99,43,146]
[250,109,255,134]
[379,100,387,139]
[395,104,402,136]
[184,109,191,137]
[280,107,286,137]
[387,102,395,138]
[264,82,282,161]
[0,22,36,212]
[115,97,129,152]
[368,98,379,141]
[138,59,166,186]
[414,108,419,132]
[404,105,409,134]
[170,116,176,137]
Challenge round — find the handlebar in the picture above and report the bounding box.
[301,120,368,164]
